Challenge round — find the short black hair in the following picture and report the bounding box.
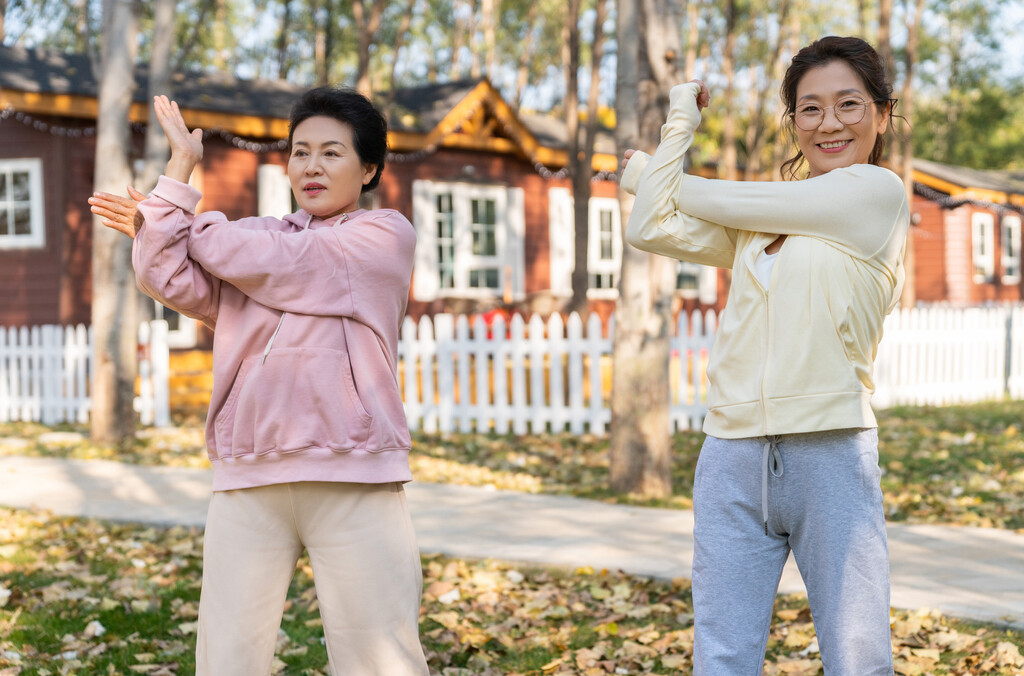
[288,87,388,193]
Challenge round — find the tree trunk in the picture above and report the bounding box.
[315,0,328,85]
[276,0,292,79]
[512,2,539,111]
[684,0,698,80]
[898,0,925,308]
[468,0,482,79]
[354,0,385,96]
[481,0,497,79]
[720,0,738,181]
[610,0,679,498]
[91,0,140,444]
[140,0,174,194]
[450,0,468,80]
[877,0,895,142]
[565,0,585,313]
[385,0,417,119]
[771,7,800,179]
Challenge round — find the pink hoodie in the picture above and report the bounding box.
[134,176,415,491]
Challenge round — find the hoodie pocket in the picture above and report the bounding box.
[212,355,261,460]
[228,347,374,457]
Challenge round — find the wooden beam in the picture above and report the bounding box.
[2,85,622,174]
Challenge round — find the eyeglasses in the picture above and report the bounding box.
[791,97,894,131]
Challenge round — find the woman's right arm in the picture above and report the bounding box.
[622,82,738,269]
[133,177,221,327]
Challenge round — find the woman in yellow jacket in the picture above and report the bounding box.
[621,36,908,675]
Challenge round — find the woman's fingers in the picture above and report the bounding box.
[88,189,143,239]
[621,148,636,170]
[689,79,711,110]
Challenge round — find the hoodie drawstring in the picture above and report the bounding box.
[761,436,783,536]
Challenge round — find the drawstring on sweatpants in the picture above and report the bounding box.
[761,436,784,535]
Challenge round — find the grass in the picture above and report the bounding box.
[1,507,1022,675]
[3,400,1024,530]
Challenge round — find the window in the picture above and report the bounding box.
[1001,214,1022,284]
[676,261,719,304]
[154,302,198,349]
[972,212,995,282]
[412,180,525,300]
[586,197,622,299]
[257,164,294,217]
[546,191,624,299]
[0,158,45,249]
[677,262,700,297]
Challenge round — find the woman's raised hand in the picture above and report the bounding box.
[153,95,204,183]
[88,186,147,239]
[691,79,711,111]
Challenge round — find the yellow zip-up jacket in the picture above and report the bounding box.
[621,83,910,438]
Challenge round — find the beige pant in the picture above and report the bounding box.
[196,482,429,676]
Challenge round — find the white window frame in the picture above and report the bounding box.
[1001,214,1022,285]
[412,179,525,301]
[257,163,294,217]
[0,158,46,249]
[972,212,995,282]
[154,302,198,349]
[676,261,719,304]
[587,197,622,299]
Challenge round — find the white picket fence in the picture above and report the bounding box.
[399,305,1024,434]
[872,305,1024,407]
[4,306,1023,434]
[0,320,170,427]
[398,312,716,435]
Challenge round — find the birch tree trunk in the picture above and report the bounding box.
[610,0,680,498]
[91,0,140,444]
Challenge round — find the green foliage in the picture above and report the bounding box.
[913,79,1024,169]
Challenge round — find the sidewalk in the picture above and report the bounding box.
[1,454,1022,630]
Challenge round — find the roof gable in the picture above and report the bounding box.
[0,44,616,172]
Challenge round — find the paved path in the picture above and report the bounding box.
[1,454,1022,630]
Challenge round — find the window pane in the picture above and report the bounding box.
[436,192,454,289]
[0,173,7,201]
[12,171,30,201]
[163,307,182,332]
[677,262,699,291]
[13,206,31,235]
[599,210,615,260]
[471,198,497,256]
[589,272,615,289]
[0,210,7,236]
[469,268,499,289]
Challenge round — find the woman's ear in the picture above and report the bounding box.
[362,164,378,185]
[877,99,893,135]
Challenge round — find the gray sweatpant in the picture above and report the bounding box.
[692,428,893,675]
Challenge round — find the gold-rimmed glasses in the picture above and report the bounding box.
[791,97,893,131]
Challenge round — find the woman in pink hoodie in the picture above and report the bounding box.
[90,88,429,676]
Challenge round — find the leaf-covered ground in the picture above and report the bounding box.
[1,507,1022,676]
[3,400,1023,530]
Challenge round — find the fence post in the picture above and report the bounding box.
[150,320,170,427]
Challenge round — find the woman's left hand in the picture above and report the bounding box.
[89,186,146,239]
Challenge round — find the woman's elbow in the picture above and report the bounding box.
[625,219,658,252]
